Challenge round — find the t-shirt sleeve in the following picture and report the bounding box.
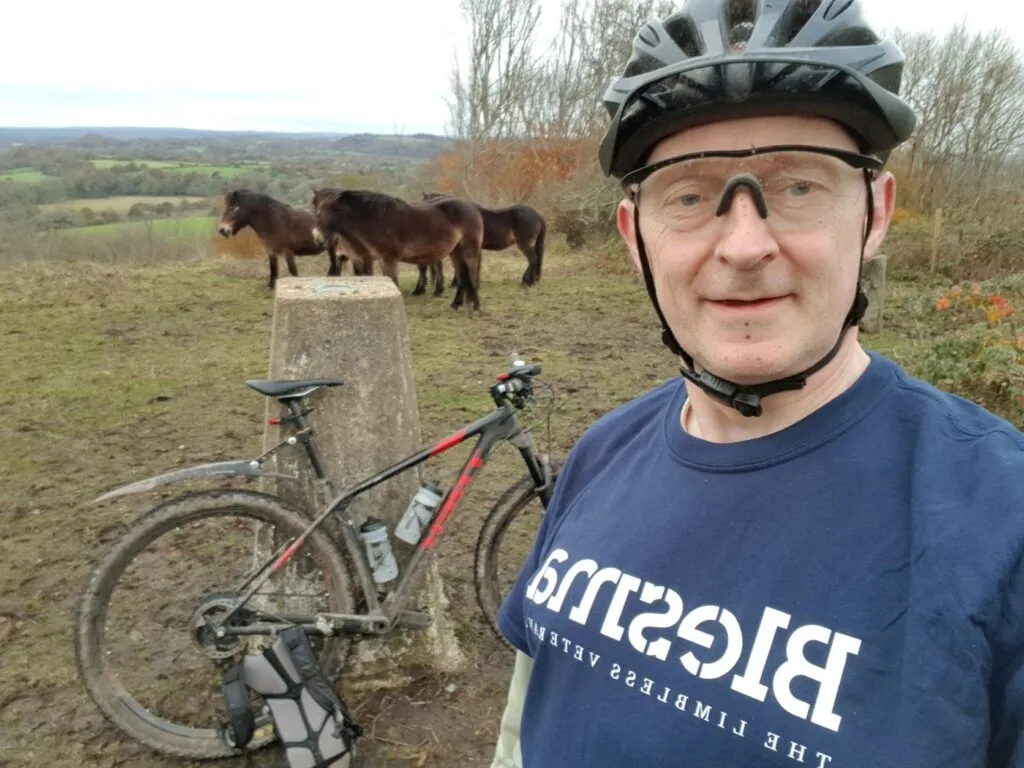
[989,543,1024,765]
[983,435,1024,766]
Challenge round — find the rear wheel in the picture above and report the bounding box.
[75,489,356,759]
[474,462,560,648]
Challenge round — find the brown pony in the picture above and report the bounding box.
[217,189,331,289]
[310,188,485,311]
[421,193,547,287]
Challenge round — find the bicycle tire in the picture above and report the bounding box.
[474,462,561,649]
[75,489,357,760]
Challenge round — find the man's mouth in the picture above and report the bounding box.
[708,295,789,312]
[717,297,781,306]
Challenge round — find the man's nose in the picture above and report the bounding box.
[712,189,779,270]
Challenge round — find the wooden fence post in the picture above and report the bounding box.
[930,207,943,273]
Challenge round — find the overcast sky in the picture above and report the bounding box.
[1,0,1019,135]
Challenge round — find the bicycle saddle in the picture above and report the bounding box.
[245,379,344,398]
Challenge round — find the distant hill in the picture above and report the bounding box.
[0,128,454,159]
[332,133,453,159]
[0,127,355,145]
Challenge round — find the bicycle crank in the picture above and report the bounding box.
[190,593,255,660]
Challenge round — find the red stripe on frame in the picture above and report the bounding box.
[273,535,306,571]
[421,449,481,549]
[429,430,468,457]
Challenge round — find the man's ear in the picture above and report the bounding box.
[864,171,896,261]
[617,197,642,272]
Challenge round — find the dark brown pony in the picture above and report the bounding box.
[421,193,546,287]
[310,188,485,311]
[217,190,330,289]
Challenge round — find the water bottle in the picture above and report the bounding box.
[394,481,444,545]
[359,518,399,584]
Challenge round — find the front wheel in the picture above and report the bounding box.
[474,461,561,649]
[75,489,356,759]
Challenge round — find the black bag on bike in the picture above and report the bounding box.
[221,625,362,768]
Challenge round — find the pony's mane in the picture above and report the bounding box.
[230,190,290,211]
[339,189,409,217]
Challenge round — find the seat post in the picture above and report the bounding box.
[283,398,331,482]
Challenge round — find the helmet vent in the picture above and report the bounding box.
[725,0,757,50]
[624,52,666,78]
[819,26,879,47]
[773,0,824,45]
[662,12,703,58]
[638,23,661,48]
[823,0,855,21]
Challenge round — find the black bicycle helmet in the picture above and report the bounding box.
[599,0,917,178]
[598,0,919,417]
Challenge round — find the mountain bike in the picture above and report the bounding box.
[74,359,558,760]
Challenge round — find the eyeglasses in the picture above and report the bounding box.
[623,145,881,233]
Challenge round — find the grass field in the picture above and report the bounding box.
[0,241,1021,766]
[163,163,268,177]
[0,161,268,180]
[90,159,182,169]
[40,195,212,214]
[69,215,218,237]
[0,168,48,183]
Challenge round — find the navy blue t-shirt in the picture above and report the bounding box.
[499,352,1024,768]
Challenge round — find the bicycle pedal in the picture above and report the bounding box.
[396,610,434,628]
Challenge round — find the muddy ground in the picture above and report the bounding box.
[0,241,976,767]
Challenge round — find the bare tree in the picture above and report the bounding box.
[891,23,1024,218]
[446,0,542,143]
[527,0,675,139]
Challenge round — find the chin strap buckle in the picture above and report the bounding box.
[679,367,765,418]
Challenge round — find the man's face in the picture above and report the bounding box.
[617,115,894,386]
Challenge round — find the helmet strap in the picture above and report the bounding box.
[631,172,875,418]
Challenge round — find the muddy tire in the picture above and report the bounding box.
[75,489,356,760]
[474,462,560,649]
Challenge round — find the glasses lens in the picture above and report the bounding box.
[639,150,866,232]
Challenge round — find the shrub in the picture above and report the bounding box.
[919,281,1023,425]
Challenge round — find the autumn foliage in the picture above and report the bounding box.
[432,138,598,204]
[934,283,1016,325]
[922,280,1024,420]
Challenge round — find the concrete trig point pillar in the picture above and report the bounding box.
[860,253,887,334]
[259,275,463,687]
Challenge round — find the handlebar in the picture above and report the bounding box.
[489,361,542,408]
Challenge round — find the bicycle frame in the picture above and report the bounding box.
[216,393,553,638]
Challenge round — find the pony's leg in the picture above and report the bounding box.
[448,255,459,292]
[268,252,279,289]
[528,222,545,283]
[450,259,467,311]
[451,244,482,311]
[468,252,483,311]
[432,262,444,296]
[413,265,428,296]
[327,244,342,276]
[381,258,400,288]
[519,243,536,287]
[285,251,299,277]
[350,246,374,276]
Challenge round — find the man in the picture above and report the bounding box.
[491,1,1024,766]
